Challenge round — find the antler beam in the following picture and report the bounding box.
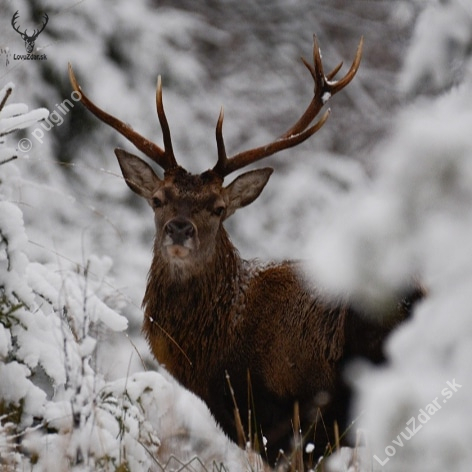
[11,11,22,36]
[11,11,49,40]
[68,64,178,171]
[212,35,363,177]
[69,35,362,178]
[33,13,49,38]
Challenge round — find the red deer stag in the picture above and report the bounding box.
[69,37,422,465]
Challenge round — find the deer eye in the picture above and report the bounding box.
[152,197,164,209]
[213,205,225,217]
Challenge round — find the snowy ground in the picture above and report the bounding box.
[1,0,472,470]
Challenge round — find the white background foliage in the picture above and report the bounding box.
[1,0,472,470]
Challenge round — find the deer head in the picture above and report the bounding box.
[68,36,362,279]
[11,10,49,54]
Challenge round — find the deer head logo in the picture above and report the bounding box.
[11,10,49,54]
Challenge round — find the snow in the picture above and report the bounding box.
[399,0,472,96]
[305,442,315,453]
[0,84,48,135]
[0,107,49,134]
[0,324,10,358]
[0,361,47,426]
[1,0,472,470]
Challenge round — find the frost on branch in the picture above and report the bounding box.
[0,153,154,468]
[0,186,135,468]
[0,83,49,164]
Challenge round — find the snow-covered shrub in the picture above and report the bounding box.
[0,195,130,470]
[101,370,260,472]
[307,2,472,471]
[0,83,48,164]
[0,84,145,470]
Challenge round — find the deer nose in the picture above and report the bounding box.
[165,217,195,244]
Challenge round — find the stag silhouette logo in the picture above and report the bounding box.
[11,10,48,54]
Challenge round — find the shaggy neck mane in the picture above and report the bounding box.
[143,226,243,353]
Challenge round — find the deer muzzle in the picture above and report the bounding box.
[163,217,197,258]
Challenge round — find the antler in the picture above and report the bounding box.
[11,11,49,40]
[11,11,25,37]
[32,13,49,40]
[212,35,363,177]
[68,63,178,171]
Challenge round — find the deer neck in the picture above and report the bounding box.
[143,227,244,335]
[142,227,249,390]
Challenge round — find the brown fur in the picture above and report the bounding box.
[137,171,422,462]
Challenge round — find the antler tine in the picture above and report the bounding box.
[156,76,178,169]
[212,36,363,178]
[68,63,176,170]
[281,35,363,139]
[11,11,22,35]
[327,36,363,94]
[213,108,331,176]
[213,107,228,176]
[34,13,49,37]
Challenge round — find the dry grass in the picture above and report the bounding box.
[224,371,362,472]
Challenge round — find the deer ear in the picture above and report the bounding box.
[224,167,273,218]
[115,148,162,199]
